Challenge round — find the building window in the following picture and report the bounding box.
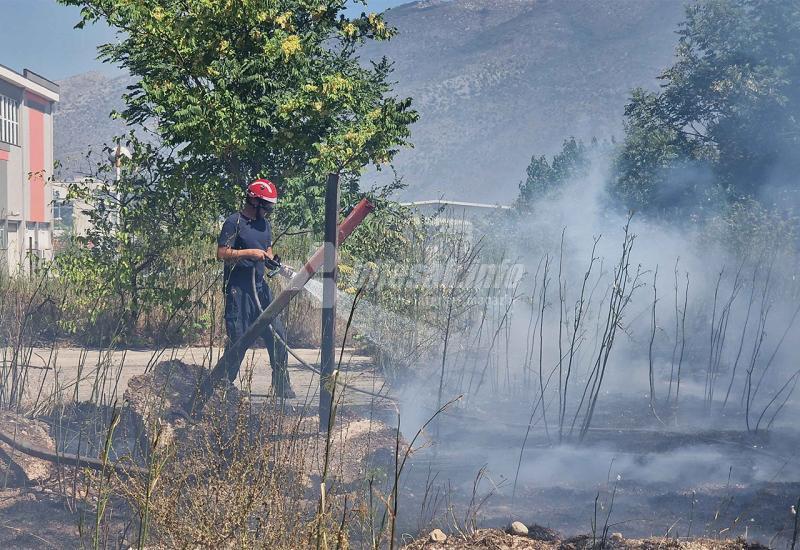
[0,94,19,146]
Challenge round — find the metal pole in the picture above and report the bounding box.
[320,172,340,432]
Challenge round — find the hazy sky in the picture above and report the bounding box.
[0,0,410,81]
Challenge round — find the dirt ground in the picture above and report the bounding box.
[0,346,390,548]
[0,405,401,549]
[0,487,776,549]
[388,391,800,548]
[0,425,788,549]
[0,487,83,549]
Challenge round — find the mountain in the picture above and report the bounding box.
[54,0,685,201]
[54,71,132,179]
[363,0,685,201]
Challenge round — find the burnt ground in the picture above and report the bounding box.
[0,367,401,549]
[0,487,78,548]
[0,425,796,549]
[0,486,134,549]
[403,528,771,549]
[390,393,800,548]
[1,366,798,548]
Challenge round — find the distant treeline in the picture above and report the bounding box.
[517,0,800,223]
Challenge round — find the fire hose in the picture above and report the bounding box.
[193,198,393,413]
[0,423,147,476]
[251,264,394,402]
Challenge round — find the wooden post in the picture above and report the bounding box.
[320,173,340,432]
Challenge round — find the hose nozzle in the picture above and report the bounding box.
[265,254,282,278]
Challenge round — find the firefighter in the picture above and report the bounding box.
[205,179,295,398]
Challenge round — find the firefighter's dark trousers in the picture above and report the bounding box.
[199,279,292,398]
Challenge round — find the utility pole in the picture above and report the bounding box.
[108,143,131,228]
[319,172,340,432]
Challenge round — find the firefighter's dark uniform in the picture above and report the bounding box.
[207,211,292,394]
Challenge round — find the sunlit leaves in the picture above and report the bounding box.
[58,0,418,230]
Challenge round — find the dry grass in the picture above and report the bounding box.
[102,360,405,549]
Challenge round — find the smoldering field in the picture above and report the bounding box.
[364,157,800,545]
[2,160,798,548]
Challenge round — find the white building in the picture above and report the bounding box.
[52,179,97,243]
[0,64,60,274]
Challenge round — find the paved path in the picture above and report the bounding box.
[6,346,388,409]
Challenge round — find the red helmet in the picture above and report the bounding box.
[247,179,278,204]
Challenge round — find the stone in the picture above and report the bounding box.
[429,528,447,543]
[509,521,529,536]
[611,532,624,541]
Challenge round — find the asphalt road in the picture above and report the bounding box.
[7,345,387,408]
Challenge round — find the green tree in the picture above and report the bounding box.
[51,1,419,342]
[517,138,589,207]
[60,0,418,229]
[611,90,712,215]
[55,135,221,342]
[612,0,800,214]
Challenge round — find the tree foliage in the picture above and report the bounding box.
[50,0,420,341]
[517,138,589,207]
[612,0,800,215]
[59,0,418,229]
[55,135,220,341]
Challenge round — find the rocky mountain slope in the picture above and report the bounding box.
[54,0,685,201]
[54,71,132,179]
